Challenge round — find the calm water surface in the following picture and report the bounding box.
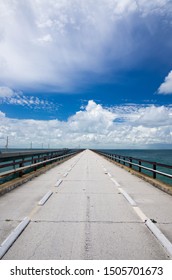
[99,149,172,186]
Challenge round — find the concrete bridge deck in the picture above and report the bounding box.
[0,149,172,259]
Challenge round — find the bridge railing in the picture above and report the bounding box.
[93,150,172,186]
[0,150,81,184]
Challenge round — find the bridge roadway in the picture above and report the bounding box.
[0,150,172,259]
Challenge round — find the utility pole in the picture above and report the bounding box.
[5,136,8,150]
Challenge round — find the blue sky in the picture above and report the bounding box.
[0,0,172,148]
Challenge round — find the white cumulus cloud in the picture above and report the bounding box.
[68,100,114,133]
[158,70,172,94]
[0,100,172,148]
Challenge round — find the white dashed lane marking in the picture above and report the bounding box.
[118,187,137,206]
[38,191,53,206]
[55,179,63,187]
[110,177,120,187]
[0,217,30,259]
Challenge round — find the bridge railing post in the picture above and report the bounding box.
[139,160,141,172]
[13,159,16,170]
[119,156,121,164]
[19,160,24,177]
[43,156,46,167]
[34,159,37,171]
[153,163,156,179]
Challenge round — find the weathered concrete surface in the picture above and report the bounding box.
[1,150,172,259]
[100,155,172,245]
[0,153,81,244]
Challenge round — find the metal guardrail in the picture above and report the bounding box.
[93,150,172,185]
[0,150,81,184]
[0,149,69,173]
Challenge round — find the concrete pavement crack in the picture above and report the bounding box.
[157,222,172,225]
[0,219,23,222]
[84,195,92,260]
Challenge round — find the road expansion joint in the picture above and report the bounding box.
[52,192,118,195]
[0,219,23,223]
[30,220,143,224]
[157,222,172,224]
[57,179,108,182]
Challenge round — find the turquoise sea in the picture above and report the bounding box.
[100,149,172,165]
[99,149,172,186]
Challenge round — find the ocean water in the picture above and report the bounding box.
[99,149,172,186]
[100,149,172,165]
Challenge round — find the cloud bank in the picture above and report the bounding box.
[0,0,172,91]
[0,100,172,148]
